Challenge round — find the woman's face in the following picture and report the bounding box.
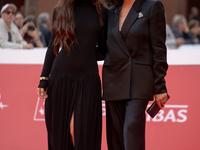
[14,13,24,28]
[190,24,200,36]
[192,9,199,18]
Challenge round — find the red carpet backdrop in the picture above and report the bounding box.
[0,49,200,150]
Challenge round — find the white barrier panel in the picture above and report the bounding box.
[1,48,200,65]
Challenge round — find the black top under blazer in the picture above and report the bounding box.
[102,0,168,101]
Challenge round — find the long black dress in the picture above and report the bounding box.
[38,1,108,149]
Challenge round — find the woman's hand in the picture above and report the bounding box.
[27,27,44,47]
[154,93,168,109]
[20,23,29,36]
[27,28,38,40]
[23,43,34,49]
[37,88,48,99]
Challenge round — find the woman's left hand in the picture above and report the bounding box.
[154,93,168,109]
[20,23,29,36]
[27,28,38,39]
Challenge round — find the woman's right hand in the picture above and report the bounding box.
[20,23,29,36]
[23,43,34,49]
[154,93,168,109]
[37,88,48,99]
[27,28,38,40]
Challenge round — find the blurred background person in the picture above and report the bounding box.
[165,24,185,49]
[165,14,184,49]
[37,12,51,46]
[188,19,200,44]
[0,3,33,49]
[20,15,46,47]
[188,7,200,22]
[14,11,24,30]
[172,14,195,44]
[19,5,25,16]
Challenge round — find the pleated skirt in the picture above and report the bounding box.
[45,72,102,150]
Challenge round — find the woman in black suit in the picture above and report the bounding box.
[102,0,169,149]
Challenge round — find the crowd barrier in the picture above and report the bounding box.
[0,48,200,150]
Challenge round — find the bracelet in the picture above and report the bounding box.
[40,77,49,81]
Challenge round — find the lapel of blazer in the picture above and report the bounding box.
[121,0,144,40]
[110,7,130,57]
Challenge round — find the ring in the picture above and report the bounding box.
[162,98,168,103]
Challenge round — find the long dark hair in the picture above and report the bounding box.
[109,0,122,6]
[53,0,107,54]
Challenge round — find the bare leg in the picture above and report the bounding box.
[70,111,75,146]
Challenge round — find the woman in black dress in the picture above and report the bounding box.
[37,0,108,149]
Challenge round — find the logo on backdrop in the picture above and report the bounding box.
[0,92,8,110]
[34,97,188,122]
[34,97,45,121]
[34,98,106,121]
[146,104,188,123]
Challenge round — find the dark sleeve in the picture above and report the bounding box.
[149,1,168,95]
[183,32,195,44]
[172,27,182,38]
[39,34,47,47]
[46,30,52,46]
[96,6,108,60]
[31,34,47,47]
[38,8,57,89]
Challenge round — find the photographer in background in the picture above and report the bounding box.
[20,15,46,47]
[0,3,33,49]
[172,14,195,44]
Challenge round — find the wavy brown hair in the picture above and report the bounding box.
[109,0,122,6]
[53,0,107,54]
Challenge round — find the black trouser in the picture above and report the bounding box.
[106,99,149,150]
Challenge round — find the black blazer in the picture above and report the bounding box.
[102,0,168,101]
